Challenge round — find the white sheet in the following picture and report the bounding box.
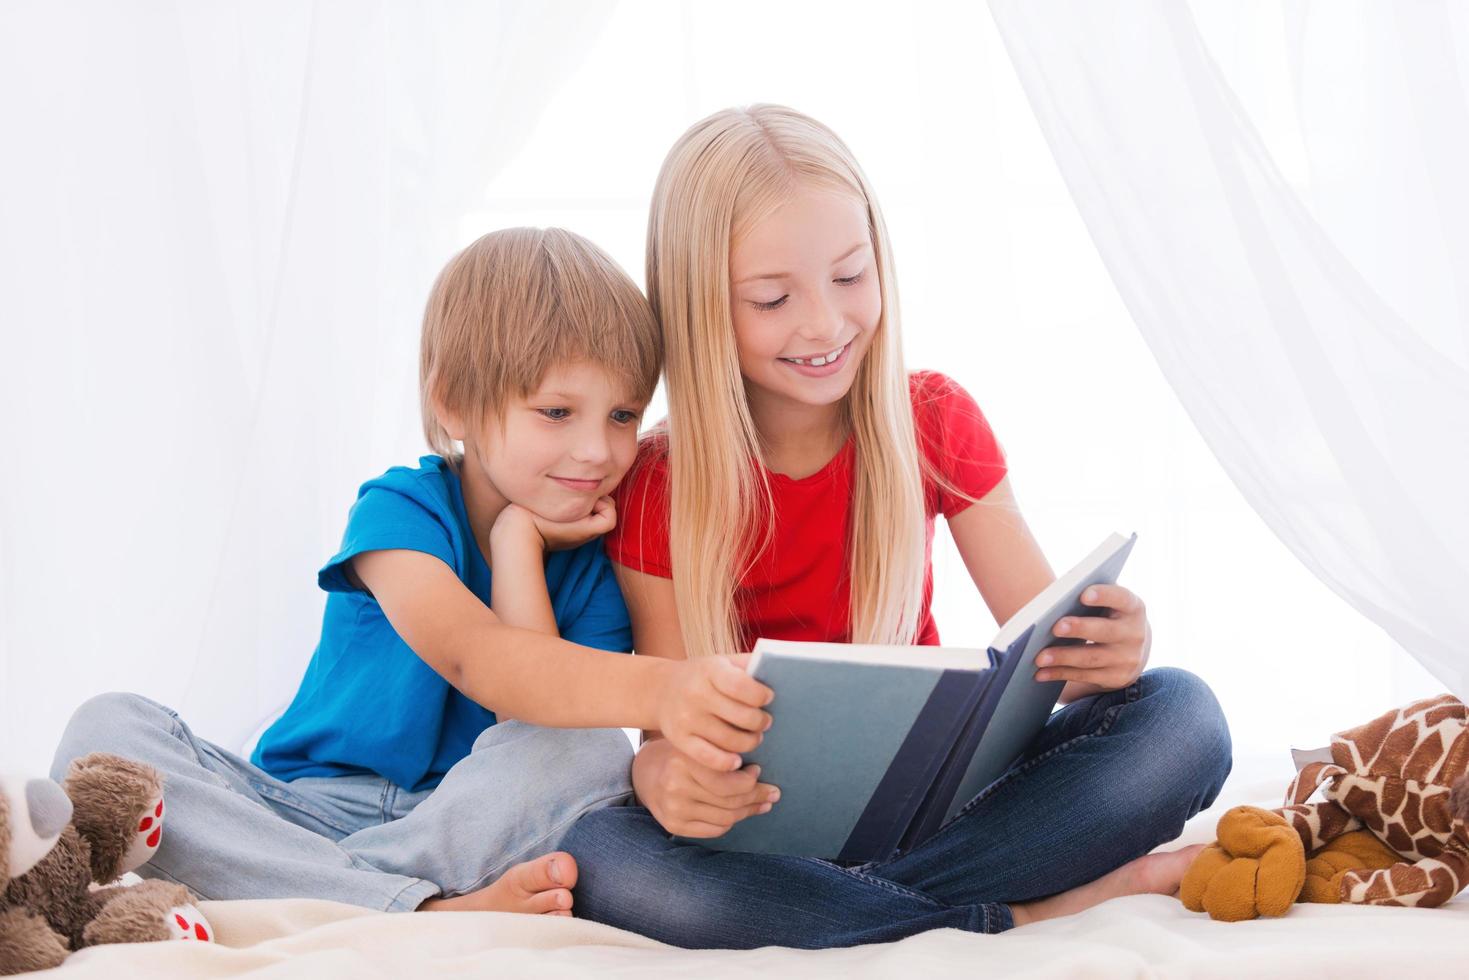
[36,755,1469,979]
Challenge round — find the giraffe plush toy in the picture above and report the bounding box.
[1181,694,1469,920]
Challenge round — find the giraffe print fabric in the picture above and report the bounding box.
[1275,694,1469,908]
[1183,694,1469,920]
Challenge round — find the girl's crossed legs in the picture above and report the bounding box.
[562,666,1231,948]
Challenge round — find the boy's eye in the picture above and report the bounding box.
[752,295,788,312]
[611,409,640,425]
[537,408,570,421]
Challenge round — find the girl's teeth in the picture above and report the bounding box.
[784,344,844,366]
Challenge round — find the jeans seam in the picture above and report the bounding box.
[248,779,359,838]
[827,862,952,907]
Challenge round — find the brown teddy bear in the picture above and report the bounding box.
[1181,693,1469,920]
[0,753,213,974]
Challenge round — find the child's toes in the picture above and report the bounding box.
[507,851,577,896]
[523,887,573,915]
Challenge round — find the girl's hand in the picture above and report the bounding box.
[1034,584,1151,693]
[632,738,779,837]
[491,497,617,553]
[655,654,773,772]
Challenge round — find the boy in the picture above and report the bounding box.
[52,228,772,916]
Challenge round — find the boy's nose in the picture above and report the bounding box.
[571,430,611,465]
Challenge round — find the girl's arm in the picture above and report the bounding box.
[946,476,1106,705]
[614,562,779,836]
[351,548,771,769]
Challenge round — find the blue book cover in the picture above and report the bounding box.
[683,531,1137,862]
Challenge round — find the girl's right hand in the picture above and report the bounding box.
[654,654,773,771]
[633,737,780,837]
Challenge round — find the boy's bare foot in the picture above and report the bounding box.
[417,851,577,917]
[1009,843,1206,927]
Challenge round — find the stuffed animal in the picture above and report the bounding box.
[0,753,213,974]
[1182,693,1469,921]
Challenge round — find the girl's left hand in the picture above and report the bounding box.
[1033,584,1150,693]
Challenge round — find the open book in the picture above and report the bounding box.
[684,531,1138,862]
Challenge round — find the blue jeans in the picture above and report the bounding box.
[561,666,1231,948]
[51,693,633,911]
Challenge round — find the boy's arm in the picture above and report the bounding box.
[614,561,778,835]
[351,547,770,768]
[486,507,558,636]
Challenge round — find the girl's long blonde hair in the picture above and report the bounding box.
[646,105,931,657]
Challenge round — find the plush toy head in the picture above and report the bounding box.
[0,774,72,882]
[1290,693,1469,899]
[1183,694,1469,921]
[0,754,211,975]
[0,775,76,974]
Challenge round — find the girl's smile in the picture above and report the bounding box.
[777,337,855,377]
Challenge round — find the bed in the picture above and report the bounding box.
[36,753,1469,979]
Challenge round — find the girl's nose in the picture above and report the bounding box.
[803,297,844,344]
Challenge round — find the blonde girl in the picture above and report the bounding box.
[560,106,1231,947]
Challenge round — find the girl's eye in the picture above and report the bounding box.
[611,409,640,425]
[836,270,866,286]
[537,408,570,421]
[752,295,788,311]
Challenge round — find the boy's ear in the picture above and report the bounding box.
[431,392,468,442]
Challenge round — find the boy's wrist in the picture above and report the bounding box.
[489,506,544,555]
[635,656,677,733]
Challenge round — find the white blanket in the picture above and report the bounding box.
[38,755,1469,979]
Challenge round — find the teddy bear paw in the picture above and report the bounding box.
[1179,805,1306,921]
[164,903,213,943]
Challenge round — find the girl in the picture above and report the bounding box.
[559,106,1232,947]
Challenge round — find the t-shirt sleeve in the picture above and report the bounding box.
[604,441,673,578]
[560,552,635,653]
[912,370,1009,518]
[318,483,458,594]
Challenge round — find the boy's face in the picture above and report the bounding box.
[465,361,646,523]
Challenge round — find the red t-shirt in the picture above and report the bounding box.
[605,370,1007,647]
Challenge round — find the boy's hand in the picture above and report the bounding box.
[633,738,779,838]
[655,654,773,772]
[492,497,617,553]
[1034,584,1151,693]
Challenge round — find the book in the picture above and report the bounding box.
[683,530,1138,862]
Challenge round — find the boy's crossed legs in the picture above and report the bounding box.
[51,693,632,915]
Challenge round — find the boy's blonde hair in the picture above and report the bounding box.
[647,104,945,658]
[420,227,661,458]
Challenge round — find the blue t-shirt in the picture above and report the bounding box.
[251,455,633,792]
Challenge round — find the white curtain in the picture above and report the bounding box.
[988,0,1469,699]
[0,1,614,771]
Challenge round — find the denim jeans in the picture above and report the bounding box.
[560,666,1231,948]
[51,693,633,911]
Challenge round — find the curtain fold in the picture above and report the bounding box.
[988,0,1469,698]
[0,0,615,769]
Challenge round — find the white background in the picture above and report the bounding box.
[0,1,1443,775]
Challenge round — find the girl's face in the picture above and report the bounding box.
[728,186,882,422]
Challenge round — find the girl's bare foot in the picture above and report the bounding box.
[1009,843,1206,927]
[417,851,577,916]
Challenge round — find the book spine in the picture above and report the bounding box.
[834,669,984,864]
[899,624,1035,852]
